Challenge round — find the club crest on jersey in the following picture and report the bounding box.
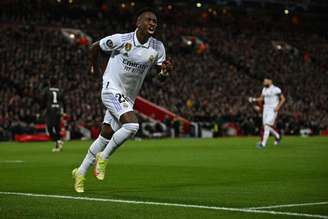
[125,43,132,52]
[148,55,155,63]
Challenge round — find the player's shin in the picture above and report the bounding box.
[261,125,270,147]
[78,135,110,176]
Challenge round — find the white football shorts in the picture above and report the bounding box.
[262,107,277,126]
[101,89,134,131]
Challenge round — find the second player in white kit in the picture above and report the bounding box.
[262,84,281,126]
[249,78,285,148]
[72,8,173,193]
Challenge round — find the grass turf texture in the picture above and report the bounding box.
[0,137,327,219]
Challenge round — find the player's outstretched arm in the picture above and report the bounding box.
[248,95,264,103]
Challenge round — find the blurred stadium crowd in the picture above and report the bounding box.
[1,2,328,140]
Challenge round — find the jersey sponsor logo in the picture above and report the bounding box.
[106,39,113,48]
[125,43,132,52]
[122,58,148,69]
[122,58,150,74]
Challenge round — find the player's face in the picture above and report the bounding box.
[138,12,157,36]
[263,79,272,88]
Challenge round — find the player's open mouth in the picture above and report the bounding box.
[148,27,155,34]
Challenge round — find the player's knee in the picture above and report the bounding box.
[100,124,114,139]
[122,123,139,137]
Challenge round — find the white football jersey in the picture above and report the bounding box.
[261,85,282,108]
[99,30,166,102]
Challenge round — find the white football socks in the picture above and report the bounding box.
[261,125,270,146]
[101,123,139,160]
[78,135,110,176]
[268,126,280,139]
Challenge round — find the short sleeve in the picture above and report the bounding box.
[261,88,265,96]
[156,42,166,66]
[275,87,282,95]
[99,34,122,52]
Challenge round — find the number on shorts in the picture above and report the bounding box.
[115,93,127,103]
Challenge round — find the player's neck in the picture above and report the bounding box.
[136,29,150,44]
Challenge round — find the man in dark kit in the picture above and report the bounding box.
[44,78,65,152]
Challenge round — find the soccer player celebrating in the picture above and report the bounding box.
[249,77,285,148]
[72,8,173,193]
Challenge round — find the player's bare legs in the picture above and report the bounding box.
[94,111,139,180]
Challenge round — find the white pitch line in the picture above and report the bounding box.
[0,192,328,219]
[247,201,328,210]
[0,160,24,163]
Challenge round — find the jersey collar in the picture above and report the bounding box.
[133,29,151,48]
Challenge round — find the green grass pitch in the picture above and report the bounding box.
[0,137,327,219]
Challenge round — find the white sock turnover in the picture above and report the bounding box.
[101,123,139,160]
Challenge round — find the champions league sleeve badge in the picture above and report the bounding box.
[106,39,113,48]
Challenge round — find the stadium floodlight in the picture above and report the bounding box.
[284,9,289,14]
[196,2,202,8]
